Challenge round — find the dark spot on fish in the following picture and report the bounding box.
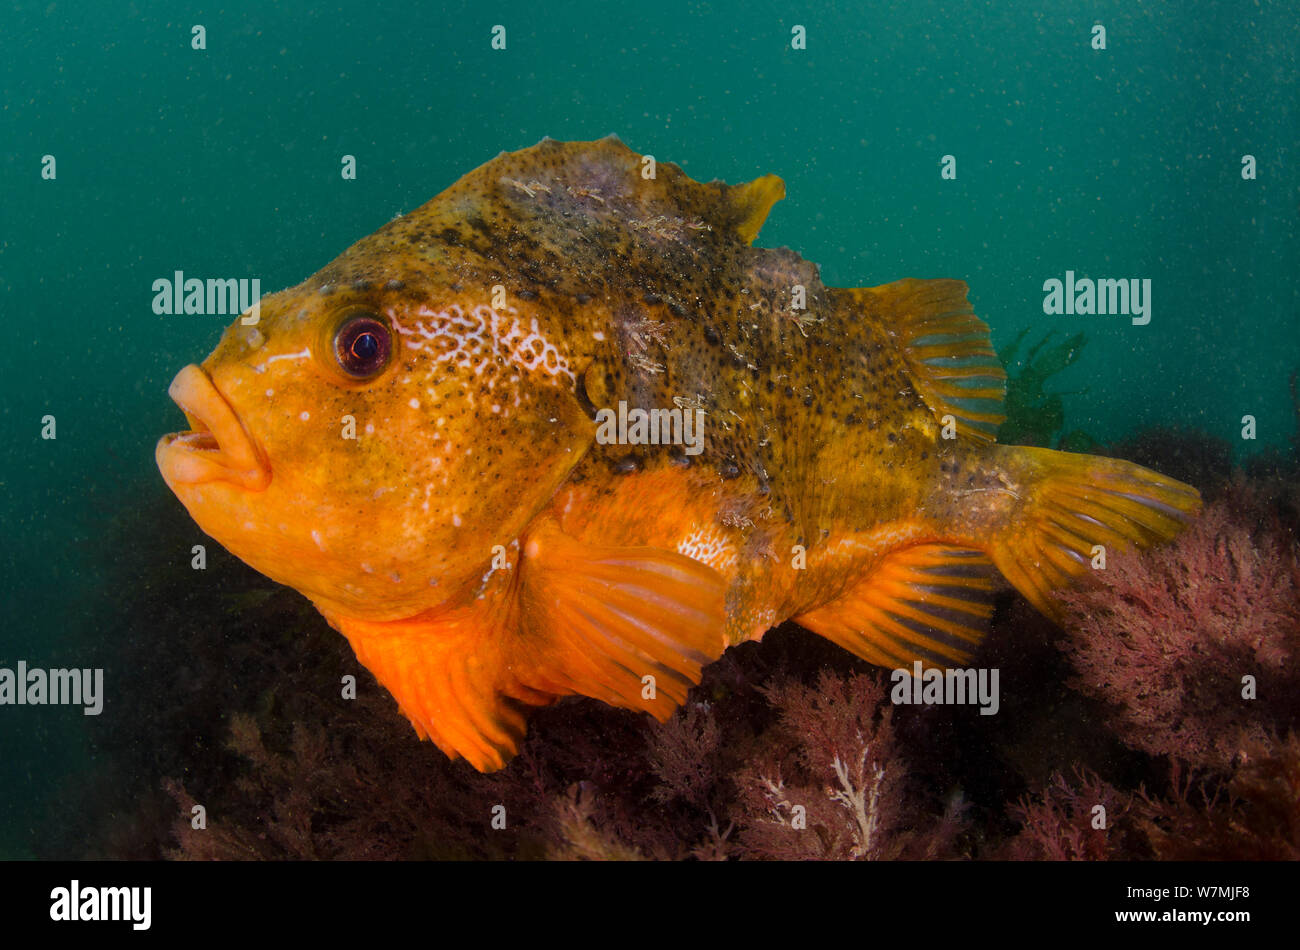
[667,299,686,318]
[703,325,721,345]
[517,289,539,301]
[575,371,602,420]
[613,455,641,475]
[575,293,592,305]
[803,395,814,408]
[718,460,741,480]
[643,292,661,305]
[352,279,372,292]
[385,279,405,291]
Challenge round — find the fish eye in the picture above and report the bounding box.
[333,313,392,379]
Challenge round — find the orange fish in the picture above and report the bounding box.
[157,136,1200,771]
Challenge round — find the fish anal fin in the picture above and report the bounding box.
[518,519,728,719]
[852,278,1007,444]
[794,543,996,669]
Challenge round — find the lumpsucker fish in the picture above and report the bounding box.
[157,136,1201,771]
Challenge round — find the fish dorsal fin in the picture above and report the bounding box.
[326,518,727,771]
[727,174,786,244]
[794,543,996,669]
[853,278,1007,443]
[458,136,786,247]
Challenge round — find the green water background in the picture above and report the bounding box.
[1,0,1296,856]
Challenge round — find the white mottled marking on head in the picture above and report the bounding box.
[389,302,575,385]
[253,347,312,373]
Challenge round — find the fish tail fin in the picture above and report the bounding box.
[986,445,1201,620]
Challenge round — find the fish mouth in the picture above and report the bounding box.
[156,364,271,491]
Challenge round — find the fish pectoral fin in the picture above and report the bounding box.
[517,519,728,719]
[323,522,727,772]
[850,278,1008,444]
[328,605,545,773]
[988,445,1202,621]
[793,543,996,669]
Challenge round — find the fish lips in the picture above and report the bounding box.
[157,364,271,492]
